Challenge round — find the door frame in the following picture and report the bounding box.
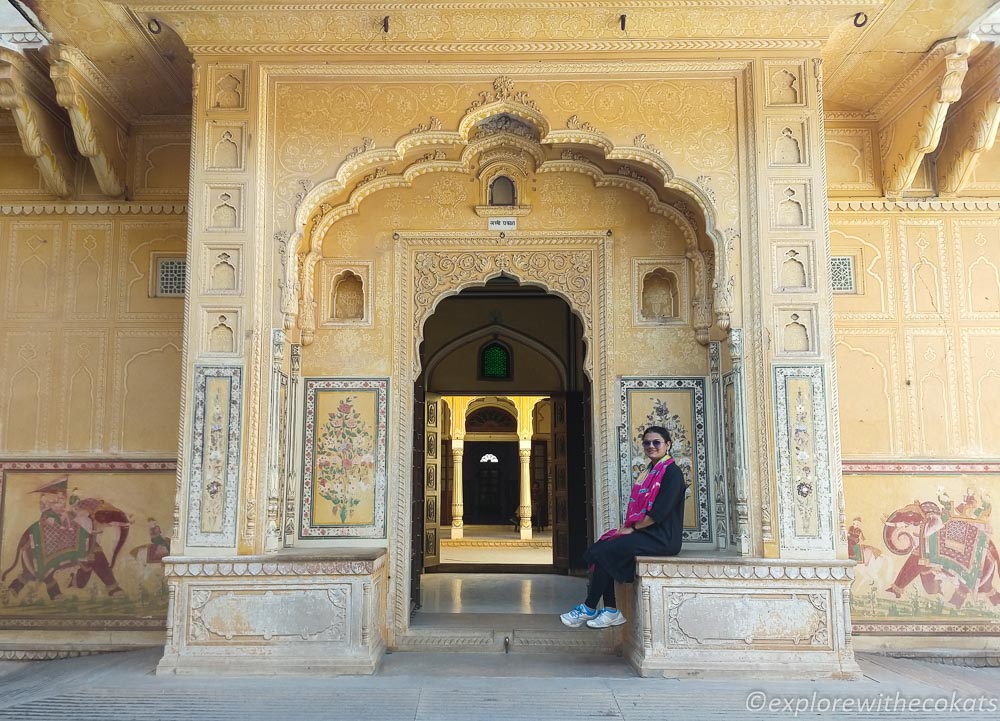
[389,231,614,644]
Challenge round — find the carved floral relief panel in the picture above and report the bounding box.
[5,222,61,320]
[773,365,833,552]
[187,366,243,547]
[953,220,1000,320]
[899,219,950,320]
[132,130,190,199]
[824,127,878,194]
[0,331,54,453]
[65,223,113,321]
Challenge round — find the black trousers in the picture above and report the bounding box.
[584,563,617,609]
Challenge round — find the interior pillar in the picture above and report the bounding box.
[451,439,465,539]
[518,442,532,540]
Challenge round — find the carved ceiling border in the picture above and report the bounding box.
[828,200,1000,212]
[0,203,187,215]
[387,230,615,642]
[185,40,822,54]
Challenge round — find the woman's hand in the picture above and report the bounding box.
[618,525,635,535]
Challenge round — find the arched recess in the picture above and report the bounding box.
[281,77,733,343]
[424,323,568,390]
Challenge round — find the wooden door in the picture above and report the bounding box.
[423,393,442,567]
[410,375,425,611]
[551,394,569,571]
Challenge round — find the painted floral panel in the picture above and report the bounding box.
[301,378,388,538]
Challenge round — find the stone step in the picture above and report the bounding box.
[397,613,623,655]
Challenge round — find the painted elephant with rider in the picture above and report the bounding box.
[2,492,130,601]
[883,500,1000,609]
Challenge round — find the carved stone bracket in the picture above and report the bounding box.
[936,51,1000,197]
[49,45,129,198]
[0,47,74,198]
[878,36,979,198]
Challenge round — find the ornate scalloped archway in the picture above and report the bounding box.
[280,77,734,344]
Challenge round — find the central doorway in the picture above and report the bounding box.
[410,276,593,613]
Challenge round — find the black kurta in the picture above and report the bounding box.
[582,461,685,583]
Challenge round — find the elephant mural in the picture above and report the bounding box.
[1,478,131,601]
[882,497,1000,609]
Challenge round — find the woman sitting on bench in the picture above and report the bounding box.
[559,425,685,629]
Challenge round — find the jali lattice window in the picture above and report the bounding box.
[156,257,187,297]
[830,256,856,294]
[480,341,511,380]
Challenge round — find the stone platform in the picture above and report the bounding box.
[156,548,386,676]
[621,556,860,680]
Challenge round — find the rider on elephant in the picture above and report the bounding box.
[2,478,128,601]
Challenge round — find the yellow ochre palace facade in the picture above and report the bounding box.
[0,0,998,678]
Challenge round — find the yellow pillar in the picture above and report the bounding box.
[451,439,464,539]
[518,442,532,540]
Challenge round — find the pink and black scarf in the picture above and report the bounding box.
[598,455,675,541]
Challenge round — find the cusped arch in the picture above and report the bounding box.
[286,79,733,341]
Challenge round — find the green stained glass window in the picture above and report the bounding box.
[481,342,510,379]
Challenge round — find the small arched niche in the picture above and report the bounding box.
[321,261,373,327]
[640,268,680,321]
[332,271,364,321]
[489,176,516,206]
[631,257,690,327]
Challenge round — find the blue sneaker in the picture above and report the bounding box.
[560,603,599,628]
[586,608,626,628]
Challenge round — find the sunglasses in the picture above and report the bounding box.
[642,439,665,447]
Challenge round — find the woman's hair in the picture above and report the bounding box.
[643,425,671,443]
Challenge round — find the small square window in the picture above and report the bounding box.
[830,256,856,294]
[155,257,187,297]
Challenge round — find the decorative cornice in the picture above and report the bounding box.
[163,552,387,577]
[168,39,826,55]
[842,460,1000,474]
[0,649,101,660]
[0,459,177,471]
[0,203,186,215]
[828,199,1000,212]
[823,110,876,122]
[636,557,856,582]
[854,622,1000,636]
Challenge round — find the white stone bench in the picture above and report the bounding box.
[157,548,387,675]
[619,555,860,679]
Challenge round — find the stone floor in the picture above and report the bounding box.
[3,574,1000,720]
